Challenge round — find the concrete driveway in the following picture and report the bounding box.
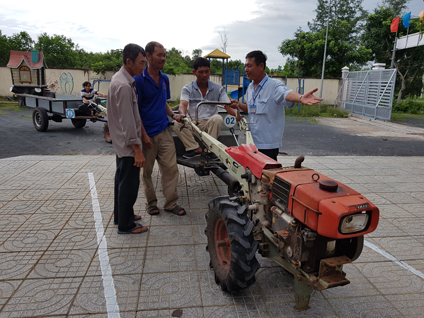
[0,154,423,317]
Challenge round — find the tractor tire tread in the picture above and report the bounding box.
[206,196,259,293]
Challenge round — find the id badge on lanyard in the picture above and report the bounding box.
[250,79,267,114]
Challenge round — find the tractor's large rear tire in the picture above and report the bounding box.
[205,196,259,292]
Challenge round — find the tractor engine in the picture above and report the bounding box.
[260,167,379,273]
[269,206,321,272]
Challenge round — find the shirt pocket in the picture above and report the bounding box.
[256,98,269,114]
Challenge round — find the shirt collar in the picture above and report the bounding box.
[142,66,164,80]
[193,80,214,91]
[120,66,135,87]
[257,74,269,88]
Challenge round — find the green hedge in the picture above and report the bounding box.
[393,100,424,114]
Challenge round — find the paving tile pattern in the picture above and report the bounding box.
[0,155,423,317]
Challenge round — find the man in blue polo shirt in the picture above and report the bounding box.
[134,41,186,217]
[230,50,322,161]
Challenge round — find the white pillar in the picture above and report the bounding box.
[340,66,349,109]
[372,63,386,70]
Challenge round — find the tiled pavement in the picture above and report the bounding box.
[0,155,423,318]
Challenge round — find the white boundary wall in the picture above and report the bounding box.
[0,67,341,105]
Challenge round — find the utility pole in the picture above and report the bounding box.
[390,36,397,69]
[319,0,332,99]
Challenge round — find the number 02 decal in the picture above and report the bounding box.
[224,115,236,128]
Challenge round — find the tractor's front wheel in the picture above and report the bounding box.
[205,197,259,292]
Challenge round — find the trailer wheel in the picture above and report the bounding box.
[32,108,49,132]
[205,196,259,292]
[71,118,86,129]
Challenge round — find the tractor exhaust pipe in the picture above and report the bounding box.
[294,156,305,168]
[210,166,241,196]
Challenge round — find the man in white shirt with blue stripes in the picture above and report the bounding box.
[173,57,233,160]
[230,50,323,161]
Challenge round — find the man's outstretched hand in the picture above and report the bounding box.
[302,88,323,105]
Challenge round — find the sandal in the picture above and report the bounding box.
[147,206,160,215]
[113,215,141,225]
[117,224,148,234]
[165,205,186,216]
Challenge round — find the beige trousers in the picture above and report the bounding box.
[172,114,223,151]
[141,127,179,211]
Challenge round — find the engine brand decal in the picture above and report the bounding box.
[225,158,231,167]
[356,204,369,210]
[231,166,237,174]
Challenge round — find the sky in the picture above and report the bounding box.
[0,0,423,70]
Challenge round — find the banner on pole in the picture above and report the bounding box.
[391,17,400,33]
[403,12,411,28]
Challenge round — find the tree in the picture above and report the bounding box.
[269,65,286,76]
[0,31,35,66]
[90,50,123,75]
[210,59,223,74]
[308,0,368,39]
[8,31,34,51]
[74,48,92,69]
[279,23,371,78]
[382,0,410,16]
[228,59,243,70]
[362,4,424,100]
[35,33,77,68]
[280,0,372,78]
[281,59,299,77]
[0,30,10,66]
[192,49,203,60]
[182,54,193,69]
[218,27,228,53]
[163,47,192,75]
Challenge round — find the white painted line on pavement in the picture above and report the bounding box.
[365,240,424,280]
[88,173,121,318]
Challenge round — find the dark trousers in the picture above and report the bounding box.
[258,148,279,161]
[114,156,140,231]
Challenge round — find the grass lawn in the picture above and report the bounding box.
[390,113,424,127]
[168,99,180,108]
[0,101,23,114]
[286,104,349,118]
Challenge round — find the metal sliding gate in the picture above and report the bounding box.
[336,69,397,120]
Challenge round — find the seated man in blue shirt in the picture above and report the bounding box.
[173,57,233,160]
[230,50,322,161]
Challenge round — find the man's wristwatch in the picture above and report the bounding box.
[299,95,303,103]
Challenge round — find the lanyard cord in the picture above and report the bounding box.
[252,77,268,105]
